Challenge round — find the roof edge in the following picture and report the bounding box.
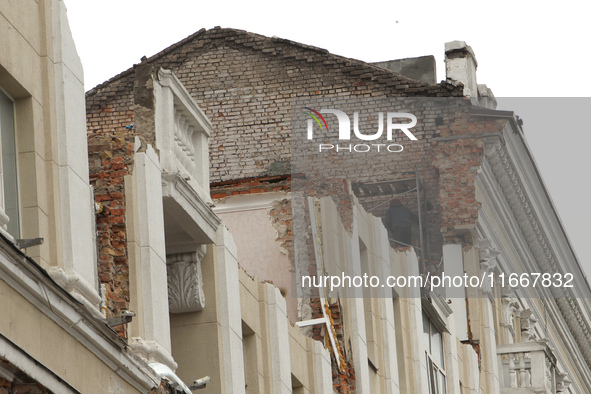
[86,27,461,97]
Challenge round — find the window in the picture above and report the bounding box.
[0,88,19,237]
[242,321,260,393]
[423,312,446,394]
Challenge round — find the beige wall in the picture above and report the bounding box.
[171,247,333,394]
[240,268,332,393]
[170,245,227,394]
[0,2,156,392]
[1,0,52,263]
[0,0,99,313]
[0,276,144,393]
[217,205,297,321]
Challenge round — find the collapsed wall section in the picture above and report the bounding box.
[86,64,161,334]
[87,71,135,334]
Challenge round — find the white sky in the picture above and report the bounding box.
[65,1,590,275]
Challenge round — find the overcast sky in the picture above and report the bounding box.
[65,1,590,275]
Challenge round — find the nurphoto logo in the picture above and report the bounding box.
[303,107,418,153]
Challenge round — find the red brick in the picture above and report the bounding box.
[109,216,124,224]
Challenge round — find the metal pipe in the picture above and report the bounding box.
[388,238,421,250]
[368,187,417,213]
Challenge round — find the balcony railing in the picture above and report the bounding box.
[497,341,558,393]
[156,69,212,204]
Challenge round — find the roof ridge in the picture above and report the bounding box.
[86,27,209,96]
[86,26,451,97]
[213,28,438,87]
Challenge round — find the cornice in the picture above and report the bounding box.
[0,238,159,391]
[485,140,591,371]
[161,172,221,243]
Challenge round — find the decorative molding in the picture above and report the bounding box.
[475,161,534,278]
[486,140,591,370]
[167,246,206,313]
[161,172,221,245]
[487,141,558,282]
[556,372,571,393]
[172,106,198,174]
[431,290,454,318]
[156,68,211,200]
[478,239,499,300]
[519,309,538,343]
[157,69,212,136]
[213,191,290,214]
[0,239,159,391]
[0,208,12,241]
[501,296,519,341]
[129,337,178,372]
[47,266,103,319]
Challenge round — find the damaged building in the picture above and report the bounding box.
[84,26,591,393]
[1,1,590,393]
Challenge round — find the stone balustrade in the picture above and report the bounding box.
[497,341,567,394]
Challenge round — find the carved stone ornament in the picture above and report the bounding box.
[519,309,538,343]
[479,239,500,264]
[487,142,591,365]
[479,239,499,298]
[556,372,571,393]
[501,295,520,341]
[167,245,206,313]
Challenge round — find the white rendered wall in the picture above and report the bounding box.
[126,147,175,370]
[46,0,100,314]
[215,225,247,393]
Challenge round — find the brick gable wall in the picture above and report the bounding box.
[87,27,463,183]
[85,28,473,263]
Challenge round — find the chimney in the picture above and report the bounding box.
[445,41,478,97]
[445,41,496,109]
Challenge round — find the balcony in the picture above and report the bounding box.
[497,341,569,394]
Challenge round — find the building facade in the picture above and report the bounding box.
[1,2,589,393]
[0,1,173,392]
[85,27,591,393]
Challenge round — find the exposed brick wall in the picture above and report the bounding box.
[433,115,506,245]
[0,378,48,394]
[84,27,472,264]
[308,300,355,393]
[88,132,136,337]
[86,70,135,135]
[87,63,164,335]
[86,63,137,330]
[268,198,291,259]
[210,175,290,198]
[434,138,484,240]
[86,27,463,184]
